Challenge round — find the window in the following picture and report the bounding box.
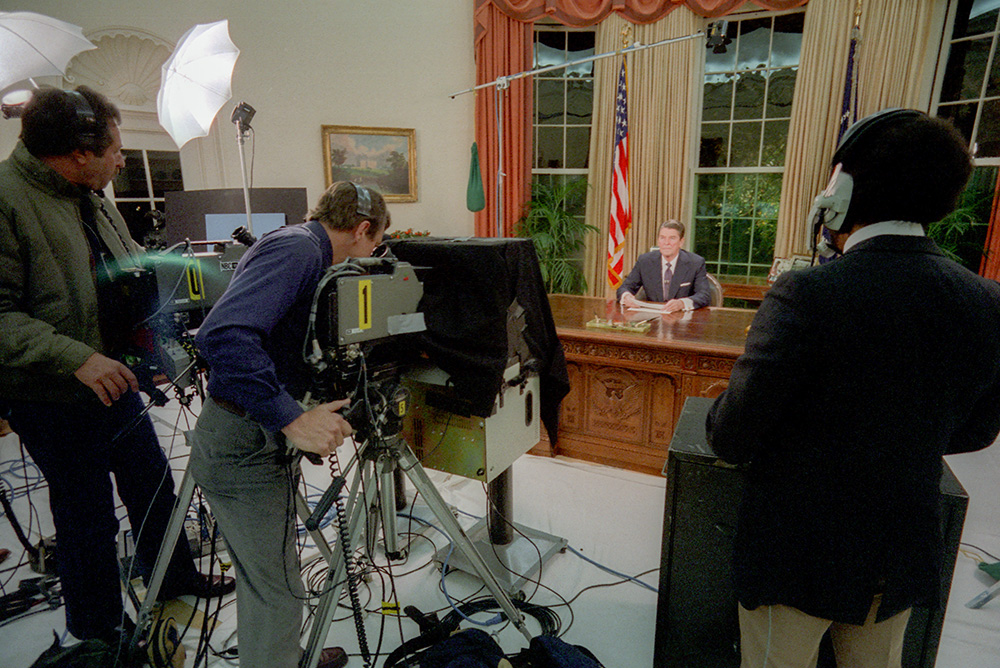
[112,149,183,248]
[937,0,1000,159]
[692,12,804,279]
[532,26,595,194]
[933,0,1000,271]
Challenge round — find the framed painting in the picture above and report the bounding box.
[321,125,417,202]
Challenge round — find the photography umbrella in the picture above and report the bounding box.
[156,19,239,148]
[0,11,96,92]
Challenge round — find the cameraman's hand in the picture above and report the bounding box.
[74,352,139,407]
[282,399,353,457]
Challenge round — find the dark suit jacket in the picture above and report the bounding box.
[706,234,1000,624]
[615,248,711,307]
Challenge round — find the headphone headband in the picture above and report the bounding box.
[353,182,372,218]
[65,90,100,149]
[832,108,925,166]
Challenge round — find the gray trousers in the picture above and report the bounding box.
[189,398,306,668]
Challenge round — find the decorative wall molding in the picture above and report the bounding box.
[64,28,173,113]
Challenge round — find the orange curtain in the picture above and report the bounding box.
[474,2,534,237]
[981,170,1000,281]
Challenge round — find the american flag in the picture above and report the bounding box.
[607,60,631,289]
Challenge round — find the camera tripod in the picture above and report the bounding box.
[298,411,533,668]
[131,403,533,667]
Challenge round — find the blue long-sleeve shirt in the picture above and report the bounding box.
[196,220,332,433]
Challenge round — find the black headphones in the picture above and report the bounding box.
[808,109,926,247]
[353,182,373,218]
[65,90,101,151]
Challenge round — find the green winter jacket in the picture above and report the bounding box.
[0,141,142,404]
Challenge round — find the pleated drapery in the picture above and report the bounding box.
[774,0,945,258]
[583,11,701,298]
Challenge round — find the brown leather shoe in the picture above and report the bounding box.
[308,647,347,668]
[159,573,235,600]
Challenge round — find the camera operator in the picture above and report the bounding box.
[190,181,390,668]
[706,110,1000,667]
[0,86,234,645]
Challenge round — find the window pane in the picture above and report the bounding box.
[115,200,153,244]
[565,126,590,168]
[694,217,722,263]
[727,218,751,264]
[705,22,737,72]
[757,173,783,217]
[566,31,595,77]
[953,0,999,39]
[727,173,757,217]
[730,121,762,167]
[976,98,1000,156]
[696,174,726,216]
[986,46,1000,97]
[703,76,733,121]
[536,126,563,169]
[736,18,771,71]
[147,150,183,197]
[700,122,729,167]
[762,119,789,166]
[937,102,978,146]
[766,68,796,118]
[113,150,148,199]
[535,31,565,77]
[771,13,804,68]
[752,219,777,265]
[566,79,593,125]
[940,37,992,102]
[536,79,564,125]
[733,70,766,120]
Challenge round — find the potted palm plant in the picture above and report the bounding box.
[516,178,596,294]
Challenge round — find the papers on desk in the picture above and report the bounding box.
[624,298,668,315]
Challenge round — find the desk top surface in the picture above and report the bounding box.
[548,294,756,356]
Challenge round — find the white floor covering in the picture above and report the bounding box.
[1,397,997,668]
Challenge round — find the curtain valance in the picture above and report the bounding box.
[483,0,807,26]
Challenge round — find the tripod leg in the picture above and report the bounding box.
[393,439,533,642]
[301,459,376,668]
[131,462,197,648]
[377,453,404,559]
[295,492,336,566]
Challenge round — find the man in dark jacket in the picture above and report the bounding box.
[0,87,232,647]
[706,109,1000,667]
[616,220,711,312]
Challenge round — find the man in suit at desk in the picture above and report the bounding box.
[616,220,711,313]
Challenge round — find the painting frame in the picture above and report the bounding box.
[321,125,417,203]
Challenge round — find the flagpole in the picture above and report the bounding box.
[453,30,704,239]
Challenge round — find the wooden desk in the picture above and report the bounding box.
[536,295,755,475]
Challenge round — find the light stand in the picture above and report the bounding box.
[231,101,256,236]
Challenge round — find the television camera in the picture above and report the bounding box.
[112,237,250,405]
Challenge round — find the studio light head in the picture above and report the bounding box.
[706,20,731,54]
[230,101,255,131]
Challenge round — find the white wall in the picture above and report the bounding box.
[0,0,477,236]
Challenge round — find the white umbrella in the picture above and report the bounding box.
[0,11,97,92]
[157,19,239,149]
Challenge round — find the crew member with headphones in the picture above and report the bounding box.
[706,109,1000,667]
[0,87,234,649]
[189,181,391,668]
